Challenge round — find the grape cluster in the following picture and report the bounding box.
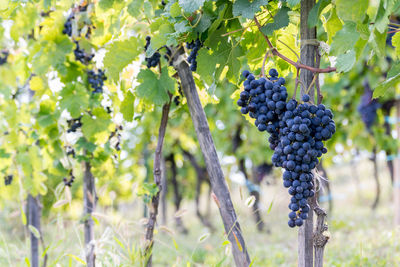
[237,69,336,228]
[4,175,13,186]
[144,36,161,68]
[238,69,288,149]
[62,14,74,37]
[186,39,202,71]
[63,170,75,187]
[74,41,94,64]
[88,69,107,93]
[109,125,123,151]
[0,50,9,65]
[66,146,76,158]
[358,87,380,130]
[67,117,82,133]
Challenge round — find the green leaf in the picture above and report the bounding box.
[325,8,343,43]
[151,23,174,49]
[392,32,400,58]
[335,50,356,73]
[387,61,400,79]
[127,0,144,17]
[170,2,181,18]
[59,83,89,118]
[81,108,111,141]
[179,0,205,13]
[260,7,290,35]
[308,0,330,27]
[232,0,268,19]
[136,68,175,105]
[373,73,400,98]
[370,28,386,58]
[336,0,367,22]
[76,138,97,153]
[103,37,142,82]
[287,0,300,8]
[174,21,190,33]
[120,91,135,122]
[197,49,217,85]
[330,22,359,56]
[66,254,86,265]
[374,0,394,34]
[28,225,41,239]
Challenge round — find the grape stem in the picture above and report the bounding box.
[293,67,300,99]
[253,17,336,74]
[316,51,323,105]
[261,50,272,78]
[277,39,300,61]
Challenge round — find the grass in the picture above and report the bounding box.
[1,158,399,266]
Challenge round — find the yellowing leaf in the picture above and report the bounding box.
[29,76,44,92]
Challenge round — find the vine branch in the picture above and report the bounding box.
[253,17,336,74]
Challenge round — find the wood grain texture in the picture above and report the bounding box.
[299,1,316,266]
[145,99,171,267]
[172,47,251,267]
[83,160,96,267]
[28,194,41,267]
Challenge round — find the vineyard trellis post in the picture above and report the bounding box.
[394,101,400,225]
[83,159,96,267]
[27,194,41,267]
[299,0,317,266]
[172,46,251,267]
[144,98,171,267]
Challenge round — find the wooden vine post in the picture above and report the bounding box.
[299,1,329,266]
[83,160,96,267]
[394,101,400,225]
[27,194,41,267]
[172,47,251,267]
[144,98,171,267]
[298,0,316,266]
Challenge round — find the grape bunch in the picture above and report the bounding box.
[186,39,202,71]
[144,36,161,68]
[237,69,288,149]
[4,175,13,186]
[62,14,74,37]
[66,146,76,158]
[109,125,123,151]
[74,41,94,64]
[63,170,75,187]
[236,68,336,228]
[358,86,380,130]
[272,95,335,227]
[0,50,9,65]
[88,69,107,93]
[67,117,82,133]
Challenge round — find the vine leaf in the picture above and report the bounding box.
[136,67,175,105]
[335,0,368,22]
[120,91,135,122]
[392,32,400,57]
[127,0,144,17]
[373,73,400,98]
[81,108,111,142]
[335,50,356,73]
[232,0,268,19]
[308,0,330,27]
[287,0,300,8]
[104,37,142,82]
[330,22,360,56]
[59,83,89,118]
[260,7,290,36]
[179,0,205,13]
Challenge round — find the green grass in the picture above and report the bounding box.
[1,159,399,266]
